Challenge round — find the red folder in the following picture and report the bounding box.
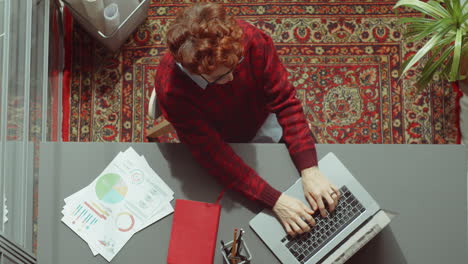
[167,199,221,264]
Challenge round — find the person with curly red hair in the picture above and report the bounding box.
[151,2,340,237]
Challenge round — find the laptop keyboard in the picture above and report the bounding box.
[280,186,365,264]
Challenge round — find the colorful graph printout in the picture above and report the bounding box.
[95,173,128,204]
[71,204,99,230]
[116,212,135,232]
[130,169,144,184]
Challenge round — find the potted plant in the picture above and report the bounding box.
[393,0,468,144]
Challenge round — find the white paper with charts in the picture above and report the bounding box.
[61,147,174,262]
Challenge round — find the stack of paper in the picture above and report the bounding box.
[61,147,174,261]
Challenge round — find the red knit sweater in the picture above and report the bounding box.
[155,20,318,208]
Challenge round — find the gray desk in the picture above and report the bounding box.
[37,143,468,263]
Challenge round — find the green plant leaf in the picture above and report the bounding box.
[449,28,463,81]
[443,0,454,16]
[406,17,454,43]
[402,31,454,84]
[413,38,449,84]
[397,17,436,25]
[396,0,468,88]
[462,0,468,12]
[400,27,453,77]
[452,0,462,15]
[404,26,432,39]
[404,23,434,33]
[427,0,450,17]
[451,0,463,23]
[416,44,454,90]
[400,54,415,77]
[460,12,468,26]
[394,0,448,19]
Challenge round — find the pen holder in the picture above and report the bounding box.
[221,239,252,264]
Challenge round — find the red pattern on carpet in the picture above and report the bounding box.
[64,0,459,144]
[63,7,73,142]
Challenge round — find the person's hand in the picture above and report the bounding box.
[301,166,340,218]
[272,193,316,237]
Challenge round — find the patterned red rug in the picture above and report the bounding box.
[64,0,459,144]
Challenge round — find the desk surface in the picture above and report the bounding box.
[37,143,468,264]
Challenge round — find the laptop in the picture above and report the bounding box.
[250,152,395,264]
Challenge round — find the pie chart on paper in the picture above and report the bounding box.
[95,173,128,204]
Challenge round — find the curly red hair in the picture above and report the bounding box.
[166,2,244,75]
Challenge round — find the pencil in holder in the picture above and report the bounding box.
[220,239,252,264]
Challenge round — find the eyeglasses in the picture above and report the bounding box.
[200,57,244,85]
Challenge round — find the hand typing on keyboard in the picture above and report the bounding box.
[272,166,341,237]
[301,166,340,217]
[273,193,316,236]
[281,186,365,264]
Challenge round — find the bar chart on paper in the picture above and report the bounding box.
[71,204,100,231]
